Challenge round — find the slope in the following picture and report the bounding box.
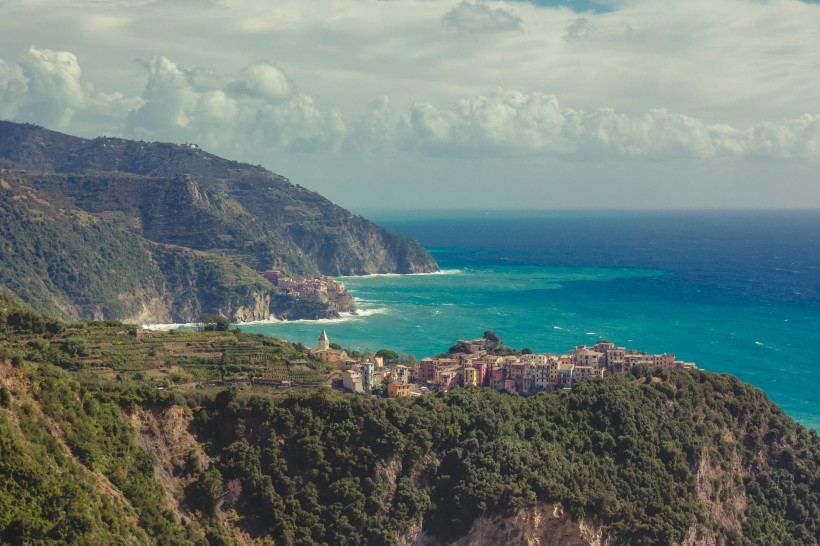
[0,298,817,545]
[0,122,438,322]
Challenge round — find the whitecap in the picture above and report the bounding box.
[339,269,462,279]
[553,326,563,330]
[141,322,197,331]
[237,307,388,326]
[355,307,388,317]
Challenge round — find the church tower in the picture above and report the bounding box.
[318,330,330,351]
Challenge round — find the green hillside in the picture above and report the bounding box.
[0,121,438,323]
[0,297,817,545]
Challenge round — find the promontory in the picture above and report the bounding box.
[0,121,438,324]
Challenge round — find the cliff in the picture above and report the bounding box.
[402,503,606,546]
[0,121,437,323]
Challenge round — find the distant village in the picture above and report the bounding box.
[263,270,354,312]
[311,330,697,398]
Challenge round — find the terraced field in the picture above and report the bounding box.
[57,325,335,387]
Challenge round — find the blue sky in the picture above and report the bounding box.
[519,0,614,13]
[1,0,819,209]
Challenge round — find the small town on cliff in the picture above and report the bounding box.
[311,330,697,398]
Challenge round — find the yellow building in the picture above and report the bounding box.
[387,381,411,398]
[463,366,479,387]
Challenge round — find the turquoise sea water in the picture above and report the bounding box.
[239,210,820,431]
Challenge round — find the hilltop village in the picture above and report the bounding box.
[312,330,697,398]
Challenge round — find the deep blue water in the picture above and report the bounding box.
[240,210,820,431]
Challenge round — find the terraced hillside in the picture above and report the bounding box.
[1,294,335,389]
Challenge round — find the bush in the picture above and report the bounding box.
[62,336,87,357]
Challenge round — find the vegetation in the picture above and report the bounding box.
[482,330,499,345]
[0,293,334,387]
[186,371,819,545]
[198,314,230,332]
[375,349,399,364]
[0,121,437,323]
[0,297,818,545]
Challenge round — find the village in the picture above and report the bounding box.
[262,270,355,312]
[311,330,698,398]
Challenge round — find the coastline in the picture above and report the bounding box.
[142,306,389,331]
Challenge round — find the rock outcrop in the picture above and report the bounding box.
[402,504,606,546]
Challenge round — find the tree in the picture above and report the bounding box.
[199,314,230,332]
[376,349,399,364]
[522,348,533,355]
[483,330,500,346]
[449,341,470,354]
[400,353,416,365]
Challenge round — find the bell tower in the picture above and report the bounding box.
[318,329,330,351]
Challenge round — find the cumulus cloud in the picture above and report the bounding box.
[442,1,523,33]
[234,62,292,100]
[346,95,398,153]
[125,56,346,153]
[0,47,140,129]
[398,89,820,160]
[2,46,818,163]
[16,47,87,128]
[0,59,27,120]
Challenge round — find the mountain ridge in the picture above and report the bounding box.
[0,121,438,323]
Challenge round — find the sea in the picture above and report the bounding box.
[236,210,820,431]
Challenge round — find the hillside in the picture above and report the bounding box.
[0,121,438,323]
[0,298,817,545]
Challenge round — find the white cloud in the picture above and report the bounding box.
[398,89,820,160]
[442,1,523,33]
[125,56,346,153]
[16,47,87,128]
[347,95,399,153]
[0,47,141,130]
[235,62,292,100]
[0,59,27,120]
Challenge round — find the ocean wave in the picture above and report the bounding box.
[141,322,197,331]
[340,269,462,279]
[142,307,389,330]
[355,307,389,317]
[235,307,389,326]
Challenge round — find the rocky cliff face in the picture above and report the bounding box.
[0,121,438,322]
[402,504,606,546]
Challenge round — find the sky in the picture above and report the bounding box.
[1,0,819,210]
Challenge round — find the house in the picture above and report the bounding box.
[361,361,375,390]
[342,369,364,393]
[417,358,438,383]
[387,382,411,398]
[463,366,479,387]
[129,327,153,340]
[392,365,411,384]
